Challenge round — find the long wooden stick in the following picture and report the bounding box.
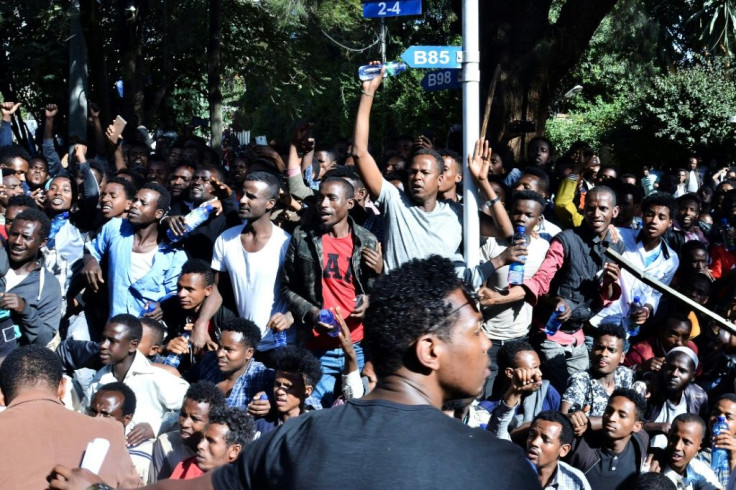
[604,248,735,334]
[480,64,501,140]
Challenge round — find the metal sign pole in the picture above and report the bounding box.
[462,0,480,267]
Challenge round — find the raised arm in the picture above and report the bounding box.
[0,102,20,147]
[42,104,63,178]
[352,62,385,199]
[88,102,106,156]
[468,138,513,238]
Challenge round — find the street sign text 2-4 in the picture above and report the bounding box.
[362,1,422,18]
[401,46,462,69]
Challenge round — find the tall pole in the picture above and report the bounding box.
[462,0,480,267]
[380,18,386,64]
[69,0,88,152]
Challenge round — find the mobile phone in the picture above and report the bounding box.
[355,295,365,309]
[110,115,127,141]
[255,135,267,145]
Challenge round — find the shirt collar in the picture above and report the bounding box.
[7,389,64,408]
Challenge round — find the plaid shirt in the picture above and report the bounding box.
[697,448,730,488]
[194,352,274,409]
[545,461,591,490]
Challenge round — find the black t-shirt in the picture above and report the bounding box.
[584,441,638,490]
[212,398,540,489]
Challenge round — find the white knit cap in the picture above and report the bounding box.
[667,346,699,369]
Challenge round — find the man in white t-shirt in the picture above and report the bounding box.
[193,172,293,357]
[480,191,550,395]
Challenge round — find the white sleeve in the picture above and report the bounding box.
[341,370,364,400]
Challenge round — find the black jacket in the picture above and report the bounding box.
[566,428,650,475]
[281,218,378,337]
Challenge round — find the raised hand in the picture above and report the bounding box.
[467,138,491,183]
[1,102,21,122]
[361,61,385,95]
[45,103,58,119]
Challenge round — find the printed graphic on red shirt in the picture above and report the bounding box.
[310,234,363,349]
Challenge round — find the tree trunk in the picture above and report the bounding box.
[82,0,111,125]
[471,0,618,155]
[118,0,145,128]
[208,0,223,155]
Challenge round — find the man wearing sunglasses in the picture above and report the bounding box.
[48,255,539,490]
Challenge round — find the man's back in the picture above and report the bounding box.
[212,398,539,489]
[0,390,140,489]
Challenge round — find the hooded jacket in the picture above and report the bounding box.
[1,254,62,346]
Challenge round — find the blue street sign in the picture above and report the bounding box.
[362,0,422,18]
[421,69,461,92]
[400,46,462,69]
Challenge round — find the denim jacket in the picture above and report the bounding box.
[86,218,188,316]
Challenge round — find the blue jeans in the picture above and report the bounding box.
[310,342,364,407]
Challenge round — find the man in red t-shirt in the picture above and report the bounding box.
[170,406,254,481]
[281,177,381,405]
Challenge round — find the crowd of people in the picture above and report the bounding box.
[2,67,736,489]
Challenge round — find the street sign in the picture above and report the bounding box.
[400,46,462,69]
[362,0,422,18]
[421,69,461,92]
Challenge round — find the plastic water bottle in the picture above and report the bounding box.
[162,332,190,368]
[259,393,269,401]
[319,309,340,337]
[544,306,565,336]
[166,204,215,243]
[273,329,287,348]
[140,302,156,316]
[358,62,407,81]
[721,218,736,252]
[625,296,644,337]
[712,415,730,473]
[507,226,527,285]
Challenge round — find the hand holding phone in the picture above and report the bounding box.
[107,115,127,145]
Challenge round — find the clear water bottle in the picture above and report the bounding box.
[319,309,340,337]
[273,329,287,348]
[721,218,736,252]
[544,306,565,336]
[625,296,643,337]
[166,204,215,243]
[712,415,730,473]
[162,332,190,368]
[507,226,527,285]
[358,62,407,81]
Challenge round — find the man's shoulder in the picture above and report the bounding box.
[556,460,591,489]
[218,224,245,242]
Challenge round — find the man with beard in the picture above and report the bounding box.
[83,183,188,318]
[192,172,293,357]
[165,165,240,262]
[644,347,708,449]
[281,177,379,404]
[167,162,196,215]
